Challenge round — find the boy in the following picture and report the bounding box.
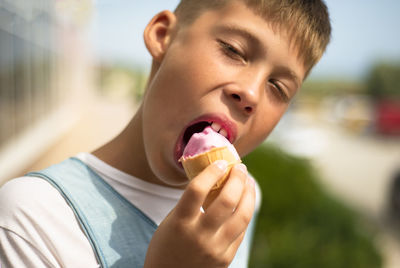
[0,0,331,267]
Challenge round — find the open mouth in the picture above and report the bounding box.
[175,118,234,166]
[182,121,211,148]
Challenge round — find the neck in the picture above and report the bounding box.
[92,105,167,186]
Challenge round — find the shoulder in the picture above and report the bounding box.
[0,176,98,267]
[0,176,65,224]
[0,176,80,242]
[0,176,60,219]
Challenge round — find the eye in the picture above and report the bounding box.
[218,40,247,63]
[269,79,290,102]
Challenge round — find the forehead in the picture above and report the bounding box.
[177,1,306,82]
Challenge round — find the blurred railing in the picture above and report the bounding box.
[0,0,94,184]
[0,1,60,148]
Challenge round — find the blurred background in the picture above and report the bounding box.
[0,0,399,267]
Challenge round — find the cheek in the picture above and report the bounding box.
[171,39,234,92]
[240,103,288,156]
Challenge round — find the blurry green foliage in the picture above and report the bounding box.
[299,79,363,99]
[366,62,400,99]
[299,62,400,101]
[243,144,382,268]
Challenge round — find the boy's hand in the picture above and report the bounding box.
[144,160,256,268]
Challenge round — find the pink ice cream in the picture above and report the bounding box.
[182,126,240,159]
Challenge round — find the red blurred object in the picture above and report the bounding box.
[375,99,400,135]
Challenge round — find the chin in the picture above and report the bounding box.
[153,161,189,187]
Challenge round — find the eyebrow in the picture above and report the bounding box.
[214,24,302,89]
[214,24,264,51]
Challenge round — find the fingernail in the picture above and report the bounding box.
[236,163,247,174]
[214,160,228,171]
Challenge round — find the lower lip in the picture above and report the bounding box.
[174,148,184,169]
[174,131,185,169]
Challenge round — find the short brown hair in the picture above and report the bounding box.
[175,0,331,76]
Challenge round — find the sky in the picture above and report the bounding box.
[89,0,400,81]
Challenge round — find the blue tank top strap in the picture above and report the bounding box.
[27,157,157,267]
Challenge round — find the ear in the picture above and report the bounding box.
[144,10,177,62]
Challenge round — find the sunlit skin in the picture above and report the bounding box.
[94,1,307,267]
[94,1,305,188]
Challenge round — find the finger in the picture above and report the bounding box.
[221,177,256,244]
[201,163,248,229]
[175,160,229,219]
[222,231,246,264]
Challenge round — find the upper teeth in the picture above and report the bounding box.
[211,122,228,139]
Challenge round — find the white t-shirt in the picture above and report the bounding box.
[0,153,261,267]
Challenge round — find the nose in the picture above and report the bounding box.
[224,74,263,115]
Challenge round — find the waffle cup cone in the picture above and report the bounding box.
[180,146,241,190]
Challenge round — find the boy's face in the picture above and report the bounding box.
[141,1,306,186]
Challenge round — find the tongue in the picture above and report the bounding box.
[182,126,239,159]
